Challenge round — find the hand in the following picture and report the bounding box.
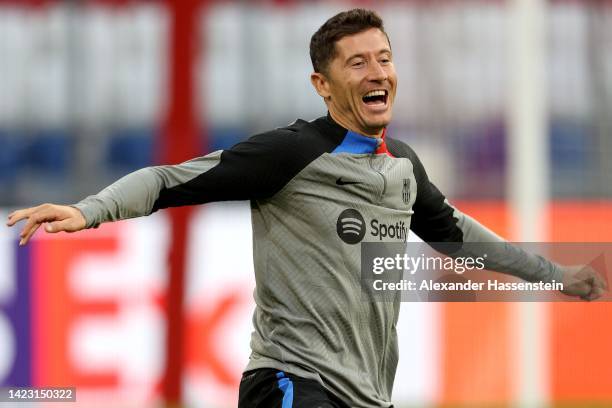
[561,265,608,301]
[6,203,87,246]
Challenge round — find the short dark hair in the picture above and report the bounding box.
[309,8,389,74]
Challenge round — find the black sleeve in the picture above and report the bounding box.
[386,137,464,243]
[75,119,341,227]
[153,122,335,211]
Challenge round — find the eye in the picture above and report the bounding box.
[352,60,365,68]
[379,58,391,65]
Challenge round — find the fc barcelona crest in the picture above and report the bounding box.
[402,178,411,205]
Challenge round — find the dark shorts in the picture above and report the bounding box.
[238,368,349,408]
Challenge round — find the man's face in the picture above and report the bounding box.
[312,28,397,137]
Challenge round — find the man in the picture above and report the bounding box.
[6,9,606,407]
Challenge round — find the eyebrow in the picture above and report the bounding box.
[345,49,392,64]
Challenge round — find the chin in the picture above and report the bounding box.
[365,116,391,131]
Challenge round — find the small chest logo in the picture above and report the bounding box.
[336,209,366,245]
[402,179,411,205]
[336,177,361,186]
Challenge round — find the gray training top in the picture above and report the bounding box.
[74,115,563,407]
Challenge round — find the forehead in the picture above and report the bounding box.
[333,28,391,60]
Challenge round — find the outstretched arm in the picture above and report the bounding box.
[6,153,226,245]
[6,128,306,245]
[416,179,607,300]
[387,137,607,301]
[5,156,220,246]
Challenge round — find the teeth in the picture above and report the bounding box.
[364,90,386,98]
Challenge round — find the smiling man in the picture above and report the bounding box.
[309,22,396,137]
[6,8,606,408]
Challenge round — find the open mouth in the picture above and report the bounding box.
[362,89,388,106]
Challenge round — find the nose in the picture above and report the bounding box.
[367,60,387,82]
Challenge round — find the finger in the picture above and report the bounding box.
[8,204,51,226]
[19,217,39,240]
[569,281,590,296]
[19,223,42,246]
[582,290,595,301]
[592,272,608,291]
[579,268,606,292]
[584,286,604,301]
[592,286,605,300]
[18,209,56,242]
[7,210,20,226]
[592,275,606,291]
[6,207,37,226]
[19,213,44,239]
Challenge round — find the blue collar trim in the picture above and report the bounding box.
[331,130,379,154]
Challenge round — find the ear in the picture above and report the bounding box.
[310,72,332,100]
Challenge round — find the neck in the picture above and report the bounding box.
[327,109,383,138]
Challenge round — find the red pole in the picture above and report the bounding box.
[159,0,207,406]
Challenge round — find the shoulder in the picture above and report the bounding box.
[239,117,342,157]
[386,137,419,161]
[246,119,312,146]
[385,137,429,183]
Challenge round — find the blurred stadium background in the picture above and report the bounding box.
[1,0,611,407]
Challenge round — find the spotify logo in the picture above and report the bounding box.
[336,209,366,245]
